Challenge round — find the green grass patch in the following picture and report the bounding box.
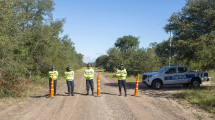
[0,67,86,109]
[175,70,215,118]
[208,70,215,82]
[176,86,215,118]
[94,67,141,82]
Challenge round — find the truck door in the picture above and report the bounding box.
[173,67,189,84]
[164,67,177,84]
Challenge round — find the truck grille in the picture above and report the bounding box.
[142,75,147,80]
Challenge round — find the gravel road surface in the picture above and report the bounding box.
[0,72,213,120]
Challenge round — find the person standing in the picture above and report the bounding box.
[64,66,75,96]
[116,64,127,97]
[48,66,58,96]
[83,64,94,95]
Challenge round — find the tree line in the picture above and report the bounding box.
[95,0,215,75]
[0,0,85,97]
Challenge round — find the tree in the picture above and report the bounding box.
[105,47,123,72]
[114,35,140,52]
[95,55,108,68]
[164,0,215,66]
[0,0,85,97]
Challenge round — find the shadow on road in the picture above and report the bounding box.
[30,94,50,98]
[104,82,192,99]
[100,92,118,96]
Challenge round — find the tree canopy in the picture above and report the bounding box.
[114,35,140,52]
[163,0,215,69]
[0,0,85,81]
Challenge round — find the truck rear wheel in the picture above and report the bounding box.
[152,80,162,89]
[191,79,200,87]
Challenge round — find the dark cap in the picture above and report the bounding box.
[52,66,55,69]
[68,66,72,69]
[120,64,123,66]
[87,64,91,67]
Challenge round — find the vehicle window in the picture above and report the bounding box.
[166,68,176,74]
[157,66,171,73]
[178,67,187,73]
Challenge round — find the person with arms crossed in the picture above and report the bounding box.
[116,64,127,97]
[64,66,75,96]
[83,64,94,95]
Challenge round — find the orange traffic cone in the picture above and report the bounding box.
[50,75,54,98]
[97,73,101,96]
[133,74,140,97]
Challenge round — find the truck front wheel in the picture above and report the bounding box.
[191,79,200,87]
[152,80,162,89]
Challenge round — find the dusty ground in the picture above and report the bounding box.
[0,72,214,120]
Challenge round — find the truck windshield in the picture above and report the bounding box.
[157,66,171,73]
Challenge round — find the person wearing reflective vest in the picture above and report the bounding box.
[116,64,127,97]
[64,66,75,96]
[83,64,94,95]
[48,66,58,96]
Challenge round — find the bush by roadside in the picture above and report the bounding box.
[0,67,86,109]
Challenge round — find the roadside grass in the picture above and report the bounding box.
[0,67,85,110]
[175,70,215,118]
[93,67,141,82]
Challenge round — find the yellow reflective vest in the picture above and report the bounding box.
[116,68,127,80]
[64,71,75,81]
[83,68,94,80]
[48,70,58,80]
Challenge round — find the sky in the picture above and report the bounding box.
[52,0,187,63]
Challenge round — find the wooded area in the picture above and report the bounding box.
[0,0,85,97]
[95,0,215,75]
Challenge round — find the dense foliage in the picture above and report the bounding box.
[0,0,85,97]
[95,36,165,75]
[163,0,215,70]
[95,0,215,75]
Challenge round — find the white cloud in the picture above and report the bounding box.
[82,53,97,63]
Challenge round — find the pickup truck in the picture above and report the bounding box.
[142,64,209,89]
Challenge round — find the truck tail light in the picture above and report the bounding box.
[206,73,208,77]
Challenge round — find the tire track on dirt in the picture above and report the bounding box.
[98,73,214,120]
[7,74,83,120]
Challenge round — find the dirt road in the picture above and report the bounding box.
[0,72,213,120]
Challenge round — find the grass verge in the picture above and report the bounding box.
[175,70,215,118]
[93,67,142,82]
[0,67,86,110]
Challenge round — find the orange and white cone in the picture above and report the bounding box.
[95,73,102,97]
[132,74,140,97]
[97,73,101,96]
[50,75,54,98]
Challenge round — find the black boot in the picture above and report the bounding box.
[119,92,122,96]
[71,91,74,96]
[92,90,94,95]
[86,91,89,95]
[125,92,127,97]
[68,92,70,96]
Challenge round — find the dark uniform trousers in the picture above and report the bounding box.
[49,79,57,95]
[118,80,126,93]
[67,81,74,92]
[86,79,94,91]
